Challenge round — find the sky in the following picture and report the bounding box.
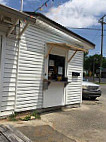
[0,0,106,57]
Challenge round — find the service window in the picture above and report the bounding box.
[48,54,65,81]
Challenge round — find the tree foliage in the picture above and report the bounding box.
[84,54,106,73]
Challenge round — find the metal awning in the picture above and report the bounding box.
[46,42,88,62]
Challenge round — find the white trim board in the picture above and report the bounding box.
[0,33,5,114]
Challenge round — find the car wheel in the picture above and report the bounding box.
[90,97,96,100]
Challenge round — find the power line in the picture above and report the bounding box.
[70,27,106,31]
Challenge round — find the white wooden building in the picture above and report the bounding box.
[0,4,95,117]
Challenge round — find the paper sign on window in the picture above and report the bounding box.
[49,60,54,66]
[58,66,63,75]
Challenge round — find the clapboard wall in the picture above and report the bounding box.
[15,23,83,112]
[0,22,84,116]
[0,35,2,114]
[15,26,45,112]
[66,51,83,105]
[0,37,18,116]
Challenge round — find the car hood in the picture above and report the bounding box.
[82,81,99,87]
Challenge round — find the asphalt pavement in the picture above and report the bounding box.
[2,84,106,142]
[40,84,106,142]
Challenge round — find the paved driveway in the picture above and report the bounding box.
[41,85,106,142]
[4,84,106,142]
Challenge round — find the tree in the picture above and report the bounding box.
[84,54,106,76]
[102,57,106,68]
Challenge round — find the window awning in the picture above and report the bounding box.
[47,42,88,53]
[46,42,88,62]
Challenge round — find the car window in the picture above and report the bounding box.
[83,78,88,81]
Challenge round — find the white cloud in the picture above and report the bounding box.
[45,0,106,28]
[0,0,7,5]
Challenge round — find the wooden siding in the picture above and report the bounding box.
[15,25,45,112]
[15,24,83,112]
[0,23,84,116]
[0,37,18,116]
[66,51,83,105]
[0,36,1,84]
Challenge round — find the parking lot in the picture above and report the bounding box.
[15,85,106,142]
[1,85,106,142]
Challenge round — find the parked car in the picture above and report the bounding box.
[82,79,101,100]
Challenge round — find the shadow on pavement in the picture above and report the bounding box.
[17,125,76,142]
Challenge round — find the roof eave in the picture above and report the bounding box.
[25,12,95,49]
[0,4,36,23]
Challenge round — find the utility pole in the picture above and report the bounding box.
[93,57,95,82]
[99,19,104,83]
[98,15,106,83]
[20,0,23,12]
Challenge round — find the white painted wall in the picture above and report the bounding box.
[66,51,83,105]
[0,36,1,81]
[15,30,44,112]
[43,82,65,108]
[15,24,84,112]
[0,21,84,116]
[0,36,19,117]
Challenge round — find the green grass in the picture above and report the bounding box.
[8,113,18,121]
[21,111,41,121]
[31,111,41,119]
[95,82,106,85]
[22,115,31,121]
[8,110,41,121]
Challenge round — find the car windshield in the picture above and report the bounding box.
[83,78,88,81]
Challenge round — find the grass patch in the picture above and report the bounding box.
[21,111,41,121]
[95,82,106,85]
[8,110,41,121]
[8,113,18,121]
[21,115,31,121]
[31,111,41,119]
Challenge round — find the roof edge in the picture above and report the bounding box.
[0,4,36,23]
[25,12,95,49]
[0,4,95,49]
